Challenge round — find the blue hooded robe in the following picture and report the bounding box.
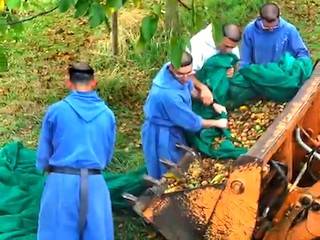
[240,17,310,68]
[142,64,203,179]
[36,91,116,240]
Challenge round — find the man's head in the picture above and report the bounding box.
[170,52,194,83]
[219,24,241,54]
[67,62,96,91]
[259,3,280,31]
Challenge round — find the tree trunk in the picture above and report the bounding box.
[111,11,119,56]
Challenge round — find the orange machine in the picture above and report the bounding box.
[123,65,320,239]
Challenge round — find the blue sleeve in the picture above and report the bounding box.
[36,109,54,170]
[162,95,202,132]
[106,113,116,165]
[289,27,310,58]
[240,28,253,68]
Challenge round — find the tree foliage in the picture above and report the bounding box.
[0,0,266,71]
[136,0,265,67]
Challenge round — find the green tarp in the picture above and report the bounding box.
[229,53,313,106]
[0,142,146,240]
[189,53,313,159]
[195,53,239,105]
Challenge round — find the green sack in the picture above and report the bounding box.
[188,127,247,159]
[195,53,238,105]
[228,72,257,108]
[239,53,313,102]
[189,53,313,159]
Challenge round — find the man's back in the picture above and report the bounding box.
[37,62,116,240]
[37,91,116,170]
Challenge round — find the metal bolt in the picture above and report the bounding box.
[231,180,245,194]
[299,195,313,207]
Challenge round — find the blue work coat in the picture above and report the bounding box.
[142,64,202,179]
[36,91,116,240]
[240,17,310,68]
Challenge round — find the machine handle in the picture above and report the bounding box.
[175,144,198,157]
[160,158,178,168]
[295,128,320,161]
[122,193,138,204]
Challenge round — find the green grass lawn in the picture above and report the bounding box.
[1,5,165,239]
[1,0,320,239]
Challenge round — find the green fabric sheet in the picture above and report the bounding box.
[0,142,146,240]
[189,52,313,159]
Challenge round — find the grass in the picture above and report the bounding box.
[1,4,164,239]
[1,0,320,239]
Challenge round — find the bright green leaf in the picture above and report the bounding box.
[58,0,75,13]
[75,0,90,18]
[89,2,106,28]
[0,48,8,72]
[169,36,185,68]
[106,0,123,10]
[7,0,21,10]
[141,15,158,41]
[194,12,205,33]
[212,20,223,44]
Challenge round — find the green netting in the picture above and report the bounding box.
[195,53,239,105]
[189,53,313,159]
[230,53,313,106]
[0,142,146,240]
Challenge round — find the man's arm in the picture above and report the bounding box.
[239,28,253,68]
[289,27,310,58]
[163,95,228,133]
[191,75,214,105]
[106,113,116,165]
[36,110,53,171]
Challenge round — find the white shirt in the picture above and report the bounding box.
[187,24,240,71]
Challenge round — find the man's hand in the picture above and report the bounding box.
[199,85,214,106]
[191,88,200,99]
[226,67,235,78]
[202,118,228,129]
[191,75,214,105]
[213,103,227,114]
[213,118,228,128]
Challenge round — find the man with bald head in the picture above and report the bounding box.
[188,23,242,105]
[240,2,309,68]
[189,23,241,71]
[37,62,116,240]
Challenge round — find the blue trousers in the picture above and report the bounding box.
[37,173,114,240]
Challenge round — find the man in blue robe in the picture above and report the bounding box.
[36,62,116,240]
[142,52,228,179]
[240,2,310,68]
